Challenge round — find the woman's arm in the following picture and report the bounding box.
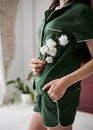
[43,41,93,102]
[67,40,93,85]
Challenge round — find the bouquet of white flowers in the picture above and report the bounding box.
[40,34,69,63]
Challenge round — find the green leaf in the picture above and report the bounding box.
[27,71,34,80]
[30,92,35,102]
[23,85,31,94]
[6,80,16,85]
[16,77,21,81]
[18,83,24,91]
[10,93,16,104]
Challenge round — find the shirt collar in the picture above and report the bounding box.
[50,0,75,10]
[63,0,75,8]
[44,0,75,21]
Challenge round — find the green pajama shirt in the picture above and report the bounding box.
[33,0,93,127]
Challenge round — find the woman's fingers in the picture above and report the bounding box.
[32,68,41,75]
[29,57,46,75]
[30,62,45,69]
[42,81,52,90]
[30,58,46,65]
[29,58,46,75]
[48,92,60,102]
[48,91,63,102]
[29,58,46,70]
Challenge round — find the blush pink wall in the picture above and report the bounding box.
[78,75,93,113]
[91,0,93,10]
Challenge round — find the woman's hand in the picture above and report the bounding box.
[42,77,71,102]
[29,57,46,75]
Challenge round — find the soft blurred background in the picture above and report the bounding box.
[0,0,93,130]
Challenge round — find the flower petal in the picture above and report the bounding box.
[46,39,57,48]
[40,45,49,55]
[45,56,53,63]
[58,35,68,46]
[48,47,57,56]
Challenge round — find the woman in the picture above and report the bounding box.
[28,0,93,130]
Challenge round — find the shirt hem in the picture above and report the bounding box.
[43,122,73,128]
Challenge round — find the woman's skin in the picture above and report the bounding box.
[27,112,72,130]
[28,0,93,130]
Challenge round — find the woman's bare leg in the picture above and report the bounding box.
[47,124,72,130]
[27,111,47,130]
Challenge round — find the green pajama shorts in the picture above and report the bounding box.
[33,86,80,127]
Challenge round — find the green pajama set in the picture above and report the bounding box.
[33,0,93,127]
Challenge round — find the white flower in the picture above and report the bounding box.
[48,47,57,56]
[40,34,69,64]
[45,56,53,63]
[58,35,68,46]
[40,45,49,55]
[40,42,57,56]
[46,39,57,48]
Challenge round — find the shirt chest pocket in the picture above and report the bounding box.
[43,27,63,42]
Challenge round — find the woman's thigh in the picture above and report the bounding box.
[27,111,47,130]
[47,124,72,130]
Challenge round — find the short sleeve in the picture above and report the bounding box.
[72,6,93,43]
